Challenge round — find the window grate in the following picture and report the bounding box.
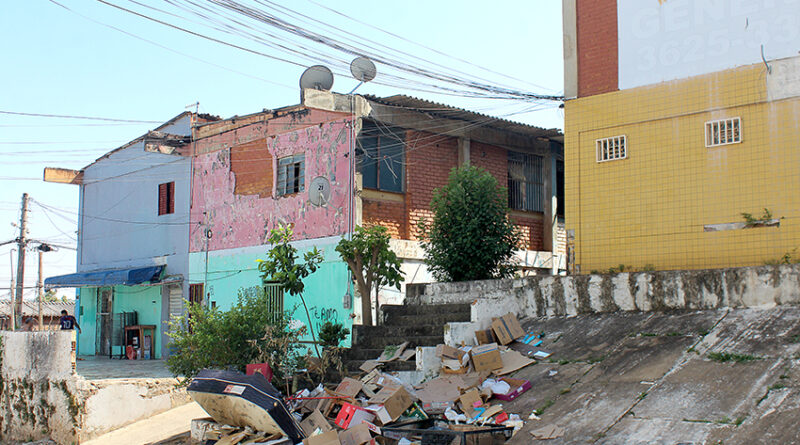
[705,117,742,147]
[596,136,627,162]
[264,282,284,324]
[508,151,544,212]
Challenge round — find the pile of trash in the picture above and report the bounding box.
[190,312,553,444]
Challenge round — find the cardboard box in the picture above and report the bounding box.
[458,389,483,419]
[469,343,502,372]
[339,423,373,445]
[303,429,341,445]
[474,328,497,345]
[491,313,525,345]
[367,386,412,424]
[335,403,375,429]
[493,378,531,401]
[334,378,364,399]
[301,409,334,436]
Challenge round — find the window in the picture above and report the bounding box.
[596,136,627,162]
[508,151,544,212]
[357,121,404,193]
[705,117,742,147]
[277,153,305,196]
[158,181,175,215]
[188,283,204,305]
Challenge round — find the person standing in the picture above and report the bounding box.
[59,310,82,334]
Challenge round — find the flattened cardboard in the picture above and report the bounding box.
[494,349,534,376]
[469,343,503,372]
[303,429,340,445]
[474,328,497,345]
[300,409,334,436]
[378,341,408,362]
[399,349,416,361]
[367,386,413,424]
[359,360,381,373]
[436,344,466,361]
[338,423,372,445]
[491,313,525,345]
[334,378,363,399]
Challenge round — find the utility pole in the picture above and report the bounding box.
[15,193,29,330]
[8,249,15,330]
[37,249,44,329]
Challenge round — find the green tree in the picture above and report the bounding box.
[420,166,519,282]
[336,225,404,326]
[166,288,304,385]
[258,224,323,357]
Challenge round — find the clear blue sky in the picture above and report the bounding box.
[0,0,563,299]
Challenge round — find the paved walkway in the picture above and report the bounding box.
[82,402,207,445]
[77,357,173,379]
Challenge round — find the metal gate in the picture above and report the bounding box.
[264,282,284,324]
[95,288,113,356]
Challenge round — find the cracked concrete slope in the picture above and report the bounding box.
[502,307,800,444]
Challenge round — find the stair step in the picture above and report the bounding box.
[353,335,443,349]
[382,312,471,327]
[353,324,444,339]
[344,359,416,373]
[340,348,387,361]
[381,303,472,317]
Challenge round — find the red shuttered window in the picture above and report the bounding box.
[158,181,175,215]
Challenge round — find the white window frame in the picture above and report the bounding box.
[596,135,627,163]
[705,117,742,148]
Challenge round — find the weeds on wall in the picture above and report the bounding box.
[741,208,777,228]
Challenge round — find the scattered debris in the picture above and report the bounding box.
[530,424,565,440]
[188,310,551,444]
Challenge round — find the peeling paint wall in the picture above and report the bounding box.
[191,109,353,252]
[407,264,800,345]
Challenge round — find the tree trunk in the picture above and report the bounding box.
[359,279,373,326]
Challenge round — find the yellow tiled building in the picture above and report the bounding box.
[563,0,800,272]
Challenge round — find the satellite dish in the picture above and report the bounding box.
[350,57,377,83]
[308,176,331,207]
[299,65,334,91]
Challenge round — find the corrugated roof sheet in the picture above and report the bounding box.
[364,95,563,140]
[0,301,75,317]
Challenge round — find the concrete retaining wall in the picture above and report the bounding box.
[0,331,189,444]
[406,265,800,345]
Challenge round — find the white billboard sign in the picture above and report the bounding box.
[618,0,800,89]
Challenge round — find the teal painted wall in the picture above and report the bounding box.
[75,285,164,359]
[113,285,163,359]
[188,236,353,349]
[76,288,97,357]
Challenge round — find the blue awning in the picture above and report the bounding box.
[44,266,164,289]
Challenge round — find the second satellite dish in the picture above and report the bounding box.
[350,57,377,83]
[299,65,334,91]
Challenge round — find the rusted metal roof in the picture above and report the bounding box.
[364,95,563,141]
[0,301,75,317]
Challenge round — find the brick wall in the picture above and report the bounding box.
[361,130,547,251]
[576,0,618,97]
[404,130,459,239]
[471,141,508,186]
[513,214,544,251]
[362,199,406,239]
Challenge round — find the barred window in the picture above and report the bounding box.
[508,151,544,212]
[705,117,742,147]
[596,136,627,162]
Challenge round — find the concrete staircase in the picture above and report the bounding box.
[343,303,472,373]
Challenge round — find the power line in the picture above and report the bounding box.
[0,110,163,123]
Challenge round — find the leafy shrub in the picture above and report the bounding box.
[420,166,519,282]
[166,288,305,385]
[318,321,350,348]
